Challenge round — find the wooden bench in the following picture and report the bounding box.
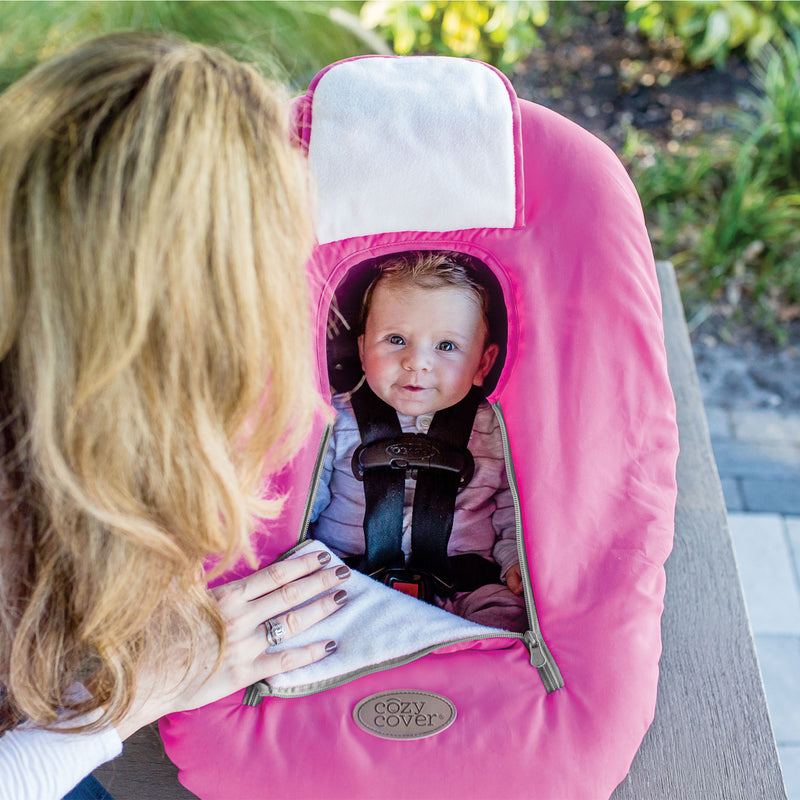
[94,261,787,799]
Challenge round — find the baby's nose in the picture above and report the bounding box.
[402,346,432,371]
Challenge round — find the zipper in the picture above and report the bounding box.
[492,402,564,693]
[244,630,527,704]
[296,423,334,545]
[251,409,564,708]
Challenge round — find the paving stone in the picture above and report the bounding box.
[742,479,800,515]
[728,513,800,635]
[695,337,800,793]
[754,635,800,745]
[704,406,732,439]
[732,409,800,445]
[787,517,800,582]
[781,744,800,800]
[711,439,800,481]
[720,477,744,511]
[692,336,800,413]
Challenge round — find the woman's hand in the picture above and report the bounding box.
[116,550,349,739]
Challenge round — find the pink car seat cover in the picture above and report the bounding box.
[161,55,678,800]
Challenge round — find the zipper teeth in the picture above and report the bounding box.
[491,402,539,635]
[492,402,564,693]
[297,423,334,544]
[277,409,563,700]
[262,632,524,699]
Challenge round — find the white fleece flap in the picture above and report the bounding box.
[308,57,517,244]
[268,541,500,691]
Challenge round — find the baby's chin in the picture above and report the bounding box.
[384,391,441,418]
[388,398,435,417]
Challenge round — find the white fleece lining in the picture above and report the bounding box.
[308,57,517,245]
[267,540,501,692]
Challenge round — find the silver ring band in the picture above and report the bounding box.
[264,618,286,649]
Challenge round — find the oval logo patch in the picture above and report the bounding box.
[353,690,456,740]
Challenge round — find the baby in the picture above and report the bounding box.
[311,251,527,632]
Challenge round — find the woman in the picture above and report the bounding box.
[0,32,347,799]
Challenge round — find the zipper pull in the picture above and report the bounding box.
[523,630,547,669]
[523,630,565,693]
[243,680,273,707]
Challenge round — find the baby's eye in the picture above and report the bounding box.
[436,341,456,352]
[388,334,405,346]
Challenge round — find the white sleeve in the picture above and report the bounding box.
[0,709,122,800]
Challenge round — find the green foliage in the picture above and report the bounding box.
[625,0,800,68]
[3,0,797,335]
[627,34,800,338]
[744,32,800,188]
[0,1,376,90]
[359,1,549,72]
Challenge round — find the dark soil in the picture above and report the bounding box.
[507,4,800,411]
[510,2,755,154]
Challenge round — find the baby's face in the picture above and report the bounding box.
[358,282,498,417]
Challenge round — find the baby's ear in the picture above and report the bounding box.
[473,343,499,386]
[357,334,365,365]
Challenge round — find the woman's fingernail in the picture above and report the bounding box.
[333,589,348,605]
[335,565,350,580]
[325,640,338,654]
[317,551,332,566]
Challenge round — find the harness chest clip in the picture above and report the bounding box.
[352,433,475,484]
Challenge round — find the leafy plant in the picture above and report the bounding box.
[741,31,800,188]
[0,1,378,90]
[359,1,549,72]
[626,34,800,338]
[625,0,800,68]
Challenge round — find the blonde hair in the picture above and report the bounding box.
[0,32,317,732]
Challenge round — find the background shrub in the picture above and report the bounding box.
[359,0,549,72]
[626,31,800,338]
[2,0,799,338]
[625,0,800,67]
[0,0,379,90]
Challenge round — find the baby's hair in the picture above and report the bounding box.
[359,251,491,338]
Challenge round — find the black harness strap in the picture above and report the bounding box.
[350,383,406,574]
[350,382,495,596]
[409,385,484,591]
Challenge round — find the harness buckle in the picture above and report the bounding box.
[352,433,474,485]
[371,566,456,603]
[371,567,433,602]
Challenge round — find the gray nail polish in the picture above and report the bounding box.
[333,589,347,605]
[317,551,332,565]
[325,640,338,654]
[335,565,350,580]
